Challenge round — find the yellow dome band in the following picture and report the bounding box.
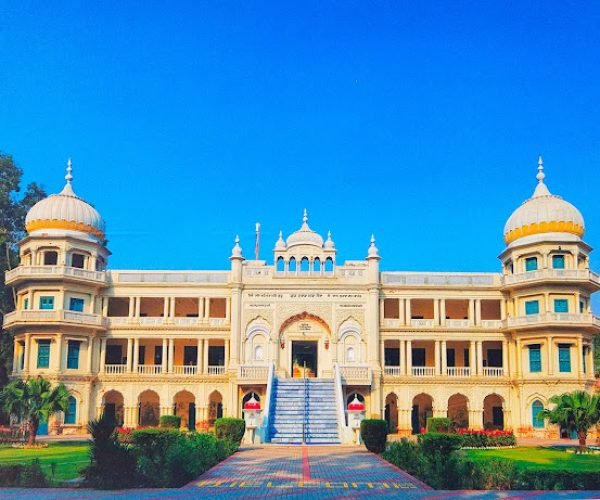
[504,220,584,244]
[26,219,105,240]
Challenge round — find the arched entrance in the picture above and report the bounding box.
[174,390,195,430]
[447,394,469,429]
[138,390,160,426]
[483,394,504,430]
[103,390,124,426]
[208,391,223,425]
[385,393,398,433]
[279,311,331,378]
[412,393,433,434]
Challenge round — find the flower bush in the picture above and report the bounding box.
[457,428,516,448]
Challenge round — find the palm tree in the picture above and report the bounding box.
[0,376,70,445]
[538,391,600,451]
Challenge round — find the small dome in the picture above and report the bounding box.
[25,160,105,241]
[286,209,324,248]
[504,157,584,245]
[274,230,286,251]
[323,230,335,250]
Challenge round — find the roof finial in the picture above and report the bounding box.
[368,233,379,258]
[303,208,308,224]
[536,155,545,183]
[65,157,73,184]
[370,234,375,245]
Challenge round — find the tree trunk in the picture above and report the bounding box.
[578,430,587,452]
[28,419,38,446]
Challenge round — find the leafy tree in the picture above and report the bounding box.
[538,391,600,451]
[0,376,69,445]
[0,152,45,393]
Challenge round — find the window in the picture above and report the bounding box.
[528,344,541,372]
[446,348,456,367]
[254,345,264,361]
[300,257,309,272]
[552,255,565,269]
[43,251,58,265]
[532,400,544,428]
[580,300,585,313]
[67,341,80,369]
[64,396,77,425]
[39,296,54,310]
[154,346,163,365]
[37,340,50,369]
[346,346,355,362]
[23,298,29,310]
[525,257,538,272]
[558,344,571,373]
[69,298,84,312]
[554,299,569,313]
[71,253,85,269]
[525,300,539,315]
[412,348,426,367]
[288,258,296,273]
[276,257,284,273]
[183,346,197,365]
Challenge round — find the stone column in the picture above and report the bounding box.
[380,341,385,369]
[197,339,203,373]
[126,338,133,372]
[198,298,204,320]
[133,338,140,373]
[163,298,169,318]
[135,296,141,317]
[204,299,210,319]
[434,340,440,375]
[23,333,31,372]
[87,337,94,374]
[469,300,475,326]
[475,299,481,326]
[224,340,230,370]
[99,338,106,373]
[441,340,447,375]
[516,339,522,378]
[12,340,19,373]
[470,341,476,375]
[128,297,134,318]
[406,340,412,376]
[168,339,175,373]
[433,299,440,326]
[440,299,446,326]
[54,334,63,372]
[468,409,484,430]
[203,340,210,374]
[405,300,411,326]
[398,299,405,325]
[547,337,554,375]
[399,340,405,375]
[162,338,168,373]
[576,336,584,377]
[502,339,508,376]
[476,341,483,376]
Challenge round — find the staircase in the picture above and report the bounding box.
[269,378,340,444]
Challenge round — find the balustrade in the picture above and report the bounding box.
[412,366,435,377]
[172,365,197,375]
[104,364,127,374]
[446,367,471,377]
[482,367,504,377]
[384,366,402,377]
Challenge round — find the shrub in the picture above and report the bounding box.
[457,457,518,490]
[517,470,600,490]
[215,418,245,447]
[382,439,426,478]
[457,429,516,448]
[360,419,388,454]
[418,432,463,456]
[131,428,182,487]
[159,415,182,429]
[426,417,451,433]
[0,460,49,487]
[165,432,223,485]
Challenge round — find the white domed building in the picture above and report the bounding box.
[4,157,598,441]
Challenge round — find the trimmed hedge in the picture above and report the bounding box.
[215,418,245,447]
[159,415,182,429]
[418,432,463,456]
[426,417,451,433]
[457,429,516,448]
[517,470,600,490]
[360,419,388,454]
[0,459,48,487]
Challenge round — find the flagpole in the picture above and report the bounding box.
[255,222,260,261]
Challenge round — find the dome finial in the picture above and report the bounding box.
[536,155,545,183]
[532,155,550,197]
[231,235,243,259]
[368,233,379,258]
[65,158,73,184]
[303,208,308,224]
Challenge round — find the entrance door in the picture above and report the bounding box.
[292,341,318,378]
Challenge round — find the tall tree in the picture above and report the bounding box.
[0,153,45,390]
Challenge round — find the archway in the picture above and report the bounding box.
[385,393,398,433]
[174,390,195,430]
[412,393,433,434]
[447,394,469,429]
[103,390,124,426]
[483,394,504,430]
[208,391,223,424]
[138,390,160,426]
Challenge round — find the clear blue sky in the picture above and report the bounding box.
[1,2,599,284]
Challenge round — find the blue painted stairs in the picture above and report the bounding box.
[269,378,340,444]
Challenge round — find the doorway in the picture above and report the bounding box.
[292,341,318,378]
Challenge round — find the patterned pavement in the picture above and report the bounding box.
[0,444,598,498]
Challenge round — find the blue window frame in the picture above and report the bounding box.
[554,299,569,313]
[532,400,544,428]
[552,255,565,269]
[67,341,80,369]
[37,340,50,369]
[525,257,538,271]
[39,296,54,310]
[558,344,571,373]
[64,396,76,425]
[525,300,539,315]
[529,344,542,372]
[69,298,84,312]
[23,298,29,310]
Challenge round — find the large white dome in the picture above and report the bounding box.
[286,209,324,248]
[503,157,584,245]
[25,161,105,241]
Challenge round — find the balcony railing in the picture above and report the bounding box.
[238,365,269,379]
[137,365,162,375]
[412,366,436,377]
[105,316,229,328]
[506,313,596,328]
[447,367,471,377]
[105,364,127,374]
[382,272,500,286]
[482,367,504,377]
[5,265,106,284]
[339,365,371,382]
[172,365,197,375]
[410,319,435,328]
[4,310,105,328]
[481,319,503,329]
[445,319,470,328]
[208,365,225,375]
[503,269,598,286]
[384,366,402,377]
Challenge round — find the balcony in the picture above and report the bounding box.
[506,313,600,331]
[384,366,402,377]
[5,265,106,286]
[105,317,230,329]
[137,365,162,375]
[172,365,197,375]
[445,319,470,328]
[446,367,471,377]
[208,365,226,375]
[3,309,106,330]
[238,365,269,381]
[482,367,504,377]
[410,319,435,328]
[480,319,503,329]
[503,269,600,289]
[412,366,436,377]
[339,365,371,384]
[104,364,127,374]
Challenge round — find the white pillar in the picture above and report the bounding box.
[470,341,476,375]
[163,298,169,318]
[203,340,210,374]
[399,340,405,375]
[54,334,63,372]
[469,300,476,326]
[168,339,175,373]
[441,340,447,375]
[99,338,106,373]
[577,337,584,377]
[126,338,133,372]
[23,334,31,372]
[433,299,440,325]
[440,299,446,326]
[406,340,412,375]
[128,297,135,318]
[434,340,440,375]
[405,300,411,325]
[476,341,483,375]
[380,341,385,368]
[475,299,481,325]
[135,296,141,317]
[197,338,203,374]
[547,337,554,375]
[502,339,508,376]
[133,338,140,372]
[224,340,230,369]
[161,338,168,373]
[87,337,94,374]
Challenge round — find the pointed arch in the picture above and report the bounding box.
[279,311,331,336]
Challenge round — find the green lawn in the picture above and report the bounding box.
[463,446,600,472]
[0,441,90,482]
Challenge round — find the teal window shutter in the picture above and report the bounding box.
[529,344,541,372]
[67,341,80,369]
[39,296,54,310]
[558,344,571,372]
[525,257,538,271]
[37,340,50,368]
[532,400,544,428]
[552,255,565,269]
[525,300,539,315]
[64,396,77,424]
[23,298,29,310]
[69,298,84,312]
[554,299,568,313]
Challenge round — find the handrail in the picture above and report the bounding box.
[333,363,348,442]
[258,363,274,443]
[302,361,307,444]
